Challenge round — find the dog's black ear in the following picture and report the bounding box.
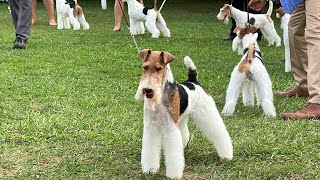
[69,0,76,8]
[138,49,152,62]
[161,51,175,64]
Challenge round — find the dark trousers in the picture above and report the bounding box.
[8,0,32,41]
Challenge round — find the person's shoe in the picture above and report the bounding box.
[282,103,320,120]
[13,37,27,49]
[274,85,309,97]
[222,35,235,41]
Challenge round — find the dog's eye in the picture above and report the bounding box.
[156,67,162,72]
[143,66,148,71]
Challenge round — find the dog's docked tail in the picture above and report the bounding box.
[184,56,198,83]
[266,0,273,16]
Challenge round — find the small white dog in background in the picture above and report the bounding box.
[123,0,170,38]
[56,0,89,30]
[222,25,276,117]
[276,7,291,72]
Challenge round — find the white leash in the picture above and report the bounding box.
[158,0,167,12]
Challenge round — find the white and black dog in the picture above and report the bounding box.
[222,25,276,117]
[56,0,89,30]
[123,0,170,38]
[217,0,281,46]
[135,49,233,179]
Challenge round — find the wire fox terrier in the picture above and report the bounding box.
[276,7,291,72]
[222,26,276,117]
[56,0,89,30]
[135,49,233,179]
[217,0,281,46]
[123,0,170,38]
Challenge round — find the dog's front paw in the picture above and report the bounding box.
[142,165,159,174]
[166,168,183,179]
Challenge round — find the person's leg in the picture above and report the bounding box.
[43,0,56,25]
[282,0,320,120]
[223,18,236,40]
[10,0,31,49]
[289,4,308,90]
[113,0,123,31]
[305,0,320,104]
[8,0,19,29]
[274,4,309,97]
[32,0,37,24]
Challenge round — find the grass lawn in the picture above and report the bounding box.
[0,0,319,179]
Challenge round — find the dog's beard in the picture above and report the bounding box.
[217,13,229,24]
[135,78,162,111]
[223,15,229,24]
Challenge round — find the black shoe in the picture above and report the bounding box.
[222,35,235,41]
[13,37,26,49]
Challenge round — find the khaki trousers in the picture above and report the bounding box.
[289,0,320,103]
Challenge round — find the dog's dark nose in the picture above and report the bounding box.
[143,88,153,94]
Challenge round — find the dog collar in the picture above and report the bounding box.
[243,48,264,64]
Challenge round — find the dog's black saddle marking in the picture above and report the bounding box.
[180,81,196,90]
[65,0,75,8]
[143,6,154,15]
[243,48,264,64]
[177,84,188,115]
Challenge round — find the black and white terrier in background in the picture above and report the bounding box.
[135,49,233,179]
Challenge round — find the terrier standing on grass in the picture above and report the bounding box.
[123,0,170,38]
[135,49,233,179]
[222,25,276,117]
[56,0,89,30]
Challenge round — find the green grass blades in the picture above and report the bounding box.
[0,0,319,179]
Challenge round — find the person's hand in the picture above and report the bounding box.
[248,0,267,11]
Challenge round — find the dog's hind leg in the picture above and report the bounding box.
[156,12,170,37]
[163,123,184,179]
[253,69,276,117]
[190,94,233,160]
[141,122,161,174]
[222,69,246,116]
[242,79,255,107]
[68,9,80,30]
[78,13,89,30]
[145,10,160,38]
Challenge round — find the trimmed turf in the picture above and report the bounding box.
[0,0,319,179]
